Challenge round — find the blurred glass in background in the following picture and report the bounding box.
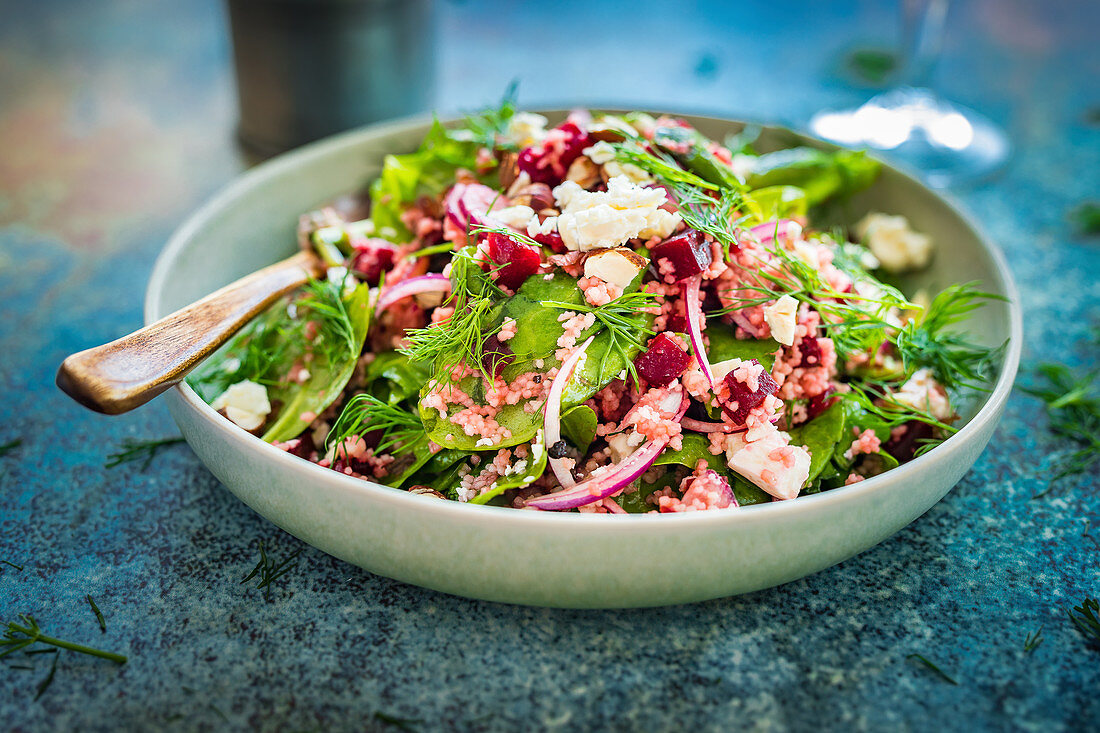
[227,0,435,155]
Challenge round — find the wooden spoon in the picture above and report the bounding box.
[56,251,325,415]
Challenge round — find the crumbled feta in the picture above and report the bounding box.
[892,367,953,421]
[724,426,810,500]
[527,215,558,238]
[710,358,749,383]
[583,141,617,165]
[764,294,799,346]
[855,213,933,273]
[552,176,681,251]
[606,432,633,463]
[505,112,549,148]
[583,247,648,290]
[491,204,536,230]
[211,380,271,432]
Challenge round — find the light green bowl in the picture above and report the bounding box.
[146,111,1022,608]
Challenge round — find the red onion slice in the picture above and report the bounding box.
[680,417,745,434]
[527,390,689,511]
[750,219,802,244]
[376,273,451,312]
[684,275,714,387]
[445,182,508,232]
[544,335,595,488]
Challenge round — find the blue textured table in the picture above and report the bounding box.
[2,1,1097,729]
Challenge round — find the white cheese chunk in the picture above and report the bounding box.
[855,213,933,273]
[763,294,799,346]
[583,247,648,290]
[211,380,271,432]
[491,204,536,230]
[552,176,680,251]
[892,367,953,421]
[723,426,810,500]
[710,358,749,384]
[504,112,548,148]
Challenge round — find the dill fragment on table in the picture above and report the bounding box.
[34,649,60,701]
[1067,598,1100,648]
[906,653,958,685]
[104,436,186,471]
[86,595,106,633]
[1021,361,1100,496]
[0,438,22,457]
[241,541,303,599]
[1069,201,1100,235]
[1023,626,1044,653]
[1,559,23,572]
[1,614,126,664]
[374,711,422,732]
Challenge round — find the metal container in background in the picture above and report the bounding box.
[226,0,435,156]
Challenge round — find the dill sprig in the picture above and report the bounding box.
[34,649,60,700]
[906,653,958,685]
[104,436,185,471]
[298,276,359,363]
[840,380,957,435]
[374,711,422,732]
[458,81,519,149]
[896,282,1005,391]
[1023,626,1044,653]
[1021,362,1100,488]
[543,290,659,381]
[468,223,543,250]
[1067,597,1100,648]
[1,559,23,571]
[327,394,427,460]
[86,595,106,633]
[612,140,721,191]
[1,614,127,664]
[241,541,302,599]
[0,438,22,457]
[401,248,505,383]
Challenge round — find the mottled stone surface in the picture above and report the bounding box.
[1,0,1097,730]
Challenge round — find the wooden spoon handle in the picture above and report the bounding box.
[57,251,324,415]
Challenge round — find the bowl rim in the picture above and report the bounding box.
[146,107,1023,530]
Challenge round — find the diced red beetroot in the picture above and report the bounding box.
[884,420,934,463]
[516,121,591,185]
[530,229,566,253]
[797,335,823,368]
[349,238,398,284]
[484,232,541,290]
[806,386,839,420]
[719,359,779,425]
[665,308,689,335]
[634,332,692,387]
[651,230,712,280]
[480,333,515,377]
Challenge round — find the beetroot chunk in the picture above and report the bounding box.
[884,420,934,463]
[719,359,779,425]
[516,121,592,185]
[480,333,515,377]
[651,230,712,281]
[484,232,541,291]
[349,238,398,284]
[797,335,823,368]
[635,332,692,387]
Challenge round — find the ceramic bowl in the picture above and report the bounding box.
[146,111,1022,608]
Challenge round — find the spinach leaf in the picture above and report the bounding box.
[561,405,598,452]
[469,436,548,505]
[745,148,879,206]
[730,474,772,506]
[262,282,373,443]
[787,400,848,484]
[618,471,679,514]
[705,321,781,370]
[655,433,724,471]
[742,185,809,226]
[366,351,432,405]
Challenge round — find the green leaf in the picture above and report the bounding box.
[787,400,848,484]
[560,405,598,452]
[365,352,433,405]
[655,433,724,471]
[705,322,781,370]
[745,148,880,206]
[469,435,548,504]
[262,283,373,443]
[742,185,808,226]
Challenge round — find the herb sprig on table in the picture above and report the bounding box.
[0,439,22,457]
[1021,360,1100,494]
[1,614,127,664]
[1067,598,1100,649]
[241,541,303,599]
[906,653,958,685]
[104,436,185,471]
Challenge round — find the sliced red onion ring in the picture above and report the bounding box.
[445,182,508,232]
[601,498,628,514]
[376,273,451,312]
[750,219,802,244]
[684,275,714,387]
[527,390,689,511]
[544,335,595,489]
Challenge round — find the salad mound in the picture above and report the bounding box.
[190,100,1002,513]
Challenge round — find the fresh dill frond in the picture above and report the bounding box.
[406,241,457,260]
[34,649,60,701]
[612,141,721,191]
[374,711,422,732]
[468,223,543,250]
[401,248,505,383]
[241,541,303,600]
[1,614,127,664]
[840,380,957,434]
[298,276,359,364]
[1,559,22,571]
[458,81,519,150]
[0,439,21,457]
[1023,626,1044,653]
[543,290,659,381]
[1021,362,1100,488]
[1070,201,1100,235]
[906,653,958,685]
[86,596,106,633]
[327,394,427,460]
[895,282,1005,391]
[104,436,185,471]
[1068,597,1100,648]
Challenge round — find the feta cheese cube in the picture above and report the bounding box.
[856,213,933,273]
[211,380,272,432]
[583,247,648,290]
[505,112,549,148]
[552,176,681,251]
[723,425,810,500]
[892,367,953,421]
[491,204,536,231]
[764,294,799,346]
